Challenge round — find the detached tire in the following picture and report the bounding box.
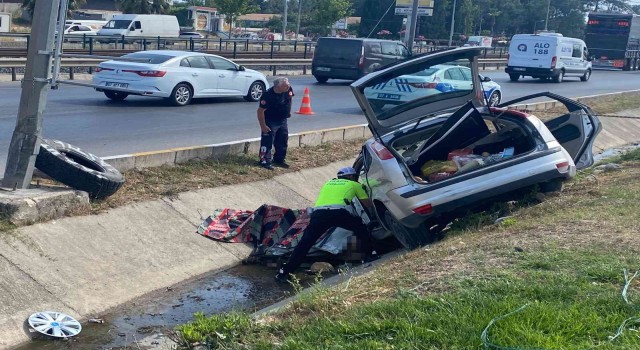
[35,139,125,199]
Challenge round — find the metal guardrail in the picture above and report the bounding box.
[0,57,508,81]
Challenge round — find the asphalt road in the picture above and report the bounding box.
[1,69,639,173]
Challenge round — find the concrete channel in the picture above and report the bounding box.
[2,102,640,349]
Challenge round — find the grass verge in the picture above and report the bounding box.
[174,149,640,349]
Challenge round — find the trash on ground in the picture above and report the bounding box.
[309,262,336,274]
[594,163,623,173]
[88,318,104,324]
[28,311,82,338]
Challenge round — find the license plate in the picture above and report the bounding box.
[377,93,401,100]
[106,82,129,88]
[513,67,526,71]
[316,67,330,72]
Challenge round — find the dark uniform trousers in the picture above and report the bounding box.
[281,208,370,275]
[259,119,288,164]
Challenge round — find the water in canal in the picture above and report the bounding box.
[16,264,292,349]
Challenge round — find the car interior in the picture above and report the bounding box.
[390,103,538,183]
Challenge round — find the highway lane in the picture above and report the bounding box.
[1,69,639,173]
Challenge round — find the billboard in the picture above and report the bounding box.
[395,0,434,16]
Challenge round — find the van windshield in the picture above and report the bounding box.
[104,20,132,29]
[315,39,361,60]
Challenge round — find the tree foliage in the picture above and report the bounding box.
[355,0,638,40]
[22,0,86,17]
[117,0,171,14]
[214,0,260,33]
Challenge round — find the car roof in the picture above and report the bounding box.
[127,50,213,58]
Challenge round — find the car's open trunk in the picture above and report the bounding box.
[389,103,539,183]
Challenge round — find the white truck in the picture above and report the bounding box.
[505,33,592,83]
[97,14,179,40]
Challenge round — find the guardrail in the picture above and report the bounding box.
[0,57,509,82]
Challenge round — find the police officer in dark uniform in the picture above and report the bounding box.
[257,77,294,170]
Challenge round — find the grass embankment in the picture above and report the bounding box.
[174,149,640,349]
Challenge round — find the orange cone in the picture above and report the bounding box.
[295,87,315,115]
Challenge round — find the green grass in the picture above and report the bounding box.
[607,148,640,165]
[0,219,16,233]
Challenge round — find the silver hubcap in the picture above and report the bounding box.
[28,311,82,338]
[175,86,190,104]
[250,84,263,100]
[489,93,500,106]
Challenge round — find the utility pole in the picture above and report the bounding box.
[545,0,550,31]
[283,0,288,40]
[448,0,457,46]
[296,0,302,39]
[2,0,61,189]
[404,0,420,52]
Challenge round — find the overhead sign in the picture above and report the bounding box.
[394,7,434,16]
[396,0,434,6]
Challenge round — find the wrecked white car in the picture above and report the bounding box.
[350,47,601,249]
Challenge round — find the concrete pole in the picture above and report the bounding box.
[448,0,457,47]
[283,0,288,39]
[406,0,420,52]
[2,0,60,189]
[296,0,302,39]
[545,0,550,31]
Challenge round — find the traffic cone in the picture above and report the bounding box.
[295,87,315,115]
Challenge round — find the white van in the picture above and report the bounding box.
[97,14,179,39]
[505,33,592,83]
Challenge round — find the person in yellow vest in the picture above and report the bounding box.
[276,166,376,283]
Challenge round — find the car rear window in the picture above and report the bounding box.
[122,53,174,64]
[315,38,362,60]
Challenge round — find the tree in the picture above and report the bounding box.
[117,0,170,14]
[214,0,259,36]
[22,0,86,18]
[306,0,352,36]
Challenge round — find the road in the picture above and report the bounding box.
[1,69,639,173]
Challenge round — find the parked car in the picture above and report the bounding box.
[92,50,269,106]
[350,47,601,249]
[312,37,411,83]
[179,31,205,39]
[364,64,502,109]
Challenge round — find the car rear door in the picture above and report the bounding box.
[206,56,247,95]
[181,56,218,96]
[544,109,601,169]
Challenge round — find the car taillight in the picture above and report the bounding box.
[95,67,113,72]
[413,204,433,215]
[408,82,437,88]
[122,70,167,77]
[556,161,570,173]
[371,140,394,160]
[551,56,557,69]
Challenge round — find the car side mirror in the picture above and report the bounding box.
[588,56,594,62]
[238,65,246,71]
[482,76,491,82]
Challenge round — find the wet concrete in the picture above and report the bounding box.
[15,264,292,350]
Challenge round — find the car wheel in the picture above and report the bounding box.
[580,69,591,82]
[488,91,501,107]
[552,70,564,83]
[383,211,443,250]
[35,139,125,199]
[244,81,265,102]
[353,155,364,182]
[104,91,129,101]
[509,74,520,82]
[170,83,193,106]
[314,75,328,83]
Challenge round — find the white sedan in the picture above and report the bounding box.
[92,51,269,106]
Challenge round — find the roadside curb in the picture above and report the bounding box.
[103,89,640,173]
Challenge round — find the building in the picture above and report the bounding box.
[236,13,280,29]
[0,0,21,14]
[0,12,11,33]
[186,6,225,32]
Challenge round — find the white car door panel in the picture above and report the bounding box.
[206,56,247,95]
[181,56,217,96]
